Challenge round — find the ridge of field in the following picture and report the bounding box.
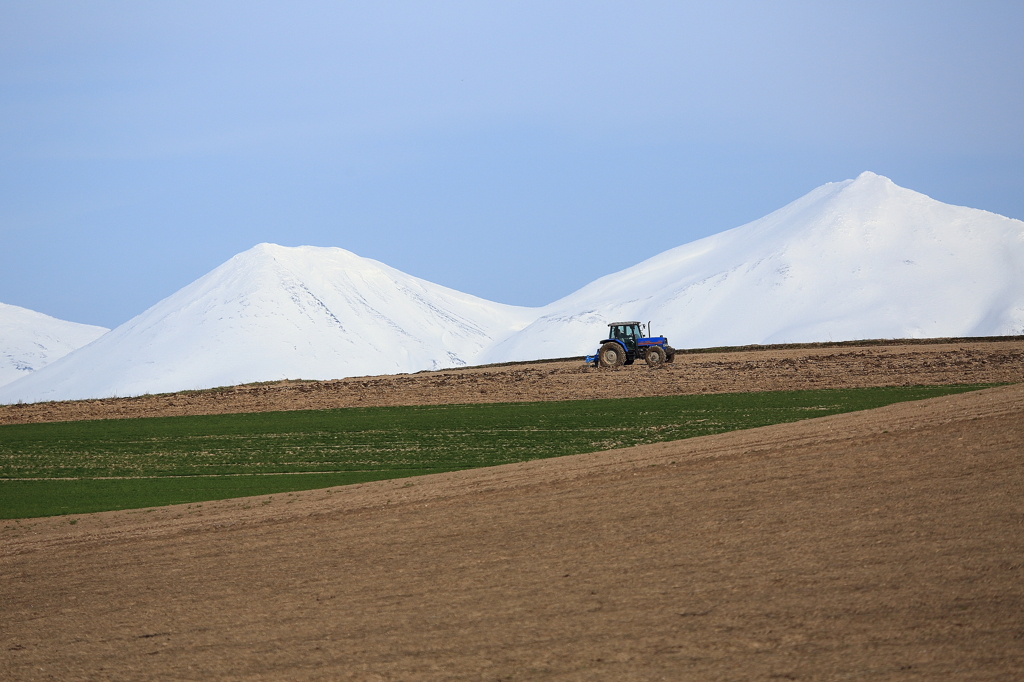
[3,384,1021,680]
[0,384,989,518]
[1,338,1022,425]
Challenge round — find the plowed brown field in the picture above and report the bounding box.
[2,340,1023,680]
[1,339,1022,425]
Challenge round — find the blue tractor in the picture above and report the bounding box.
[585,321,676,368]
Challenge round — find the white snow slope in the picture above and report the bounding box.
[479,172,1024,363]
[2,172,1022,404]
[0,245,537,403]
[0,303,108,389]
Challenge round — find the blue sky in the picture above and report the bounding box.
[2,1,1022,328]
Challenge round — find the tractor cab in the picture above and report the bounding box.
[607,322,643,353]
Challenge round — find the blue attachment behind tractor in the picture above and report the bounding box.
[585,321,676,368]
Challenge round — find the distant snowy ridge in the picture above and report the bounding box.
[0,245,537,403]
[479,172,1024,363]
[1,172,1022,405]
[0,303,108,388]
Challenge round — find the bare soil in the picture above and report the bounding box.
[2,342,1023,680]
[2,339,1022,425]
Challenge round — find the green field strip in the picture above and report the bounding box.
[0,470,447,518]
[0,384,993,518]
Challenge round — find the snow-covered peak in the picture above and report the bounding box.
[481,172,1024,362]
[0,244,537,403]
[0,303,108,388]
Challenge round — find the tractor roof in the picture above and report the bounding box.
[607,321,641,326]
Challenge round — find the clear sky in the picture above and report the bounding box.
[2,1,1022,328]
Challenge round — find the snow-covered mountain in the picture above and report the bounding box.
[479,172,1024,363]
[0,303,108,388]
[1,172,1022,404]
[0,245,537,403]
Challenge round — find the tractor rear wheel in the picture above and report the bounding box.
[645,345,666,367]
[598,342,626,368]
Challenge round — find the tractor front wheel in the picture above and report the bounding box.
[645,346,666,368]
[598,342,626,368]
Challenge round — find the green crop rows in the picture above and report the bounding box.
[0,385,990,518]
